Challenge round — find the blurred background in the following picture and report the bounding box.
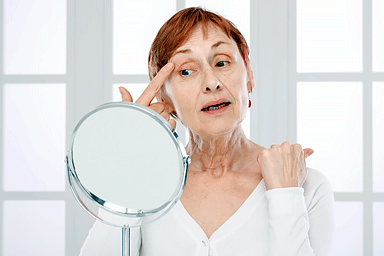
[0,0,383,255]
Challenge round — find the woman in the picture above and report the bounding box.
[80,7,334,256]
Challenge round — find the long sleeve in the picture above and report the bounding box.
[79,208,142,256]
[265,168,334,256]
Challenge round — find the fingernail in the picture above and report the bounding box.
[164,63,174,71]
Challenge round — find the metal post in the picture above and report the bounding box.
[122,224,130,256]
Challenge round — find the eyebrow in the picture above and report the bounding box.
[173,48,192,56]
[173,41,231,57]
[211,41,230,49]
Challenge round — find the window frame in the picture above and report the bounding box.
[288,0,384,254]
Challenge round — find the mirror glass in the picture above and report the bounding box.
[67,102,188,224]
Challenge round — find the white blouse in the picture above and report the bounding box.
[80,168,334,256]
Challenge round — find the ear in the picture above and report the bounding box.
[246,63,255,94]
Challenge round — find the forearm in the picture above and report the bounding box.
[266,187,315,255]
[265,177,334,256]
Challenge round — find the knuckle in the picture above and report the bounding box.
[157,102,166,111]
[262,149,272,156]
[282,141,291,147]
[148,82,160,92]
[281,141,292,151]
[293,144,302,151]
[150,103,165,113]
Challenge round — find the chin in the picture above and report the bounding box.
[194,121,242,138]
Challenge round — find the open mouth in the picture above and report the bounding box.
[201,102,231,111]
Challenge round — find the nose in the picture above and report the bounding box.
[204,83,222,92]
[202,67,222,93]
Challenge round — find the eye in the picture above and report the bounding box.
[216,60,230,68]
[180,69,193,76]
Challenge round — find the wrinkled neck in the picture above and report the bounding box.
[186,126,252,177]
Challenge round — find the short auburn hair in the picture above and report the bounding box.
[148,7,250,80]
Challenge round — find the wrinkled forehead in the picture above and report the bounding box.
[170,24,234,56]
[192,22,231,40]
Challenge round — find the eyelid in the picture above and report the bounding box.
[213,53,232,60]
[174,59,196,69]
[212,54,232,64]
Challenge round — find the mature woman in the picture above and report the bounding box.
[80,7,333,256]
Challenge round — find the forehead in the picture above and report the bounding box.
[172,25,236,54]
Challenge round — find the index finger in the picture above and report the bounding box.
[136,63,174,106]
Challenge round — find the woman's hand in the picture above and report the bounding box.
[257,141,314,191]
[119,63,176,129]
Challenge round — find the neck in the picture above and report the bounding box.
[186,126,253,177]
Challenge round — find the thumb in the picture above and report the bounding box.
[169,119,177,130]
[119,86,133,102]
[303,148,314,159]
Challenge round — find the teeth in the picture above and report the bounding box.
[208,103,226,111]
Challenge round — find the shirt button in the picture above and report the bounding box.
[202,239,209,246]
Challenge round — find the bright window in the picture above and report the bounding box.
[297,0,362,73]
[3,201,65,256]
[4,0,66,74]
[3,84,66,191]
[295,0,383,254]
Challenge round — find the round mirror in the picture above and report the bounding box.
[67,102,189,228]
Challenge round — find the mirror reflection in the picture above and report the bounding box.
[70,102,185,212]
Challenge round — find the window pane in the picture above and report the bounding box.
[4,0,66,74]
[3,84,66,191]
[186,0,250,44]
[373,82,384,192]
[3,201,65,256]
[374,203,384,256]
[297,82,363,192]
[113,83,149,102]
[297,0,362,73]
[373,0,384,72]
[333,202,363,256]
[113,0,176,74]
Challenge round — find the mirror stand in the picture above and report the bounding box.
[67,163,133,256]
[67,102,189,256]
[122,225,130,256]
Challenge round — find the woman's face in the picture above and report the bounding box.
[163,25,253,137]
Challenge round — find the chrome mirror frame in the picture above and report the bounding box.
[66,102,189,256]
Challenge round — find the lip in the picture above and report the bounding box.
[202,104,230,115]
[201,99,231,110]
[201,98,231,115]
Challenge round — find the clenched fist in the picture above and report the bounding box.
[257,141,314,191]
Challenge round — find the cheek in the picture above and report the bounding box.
[165,81,195,115]
[220,70,249,120]
[219,68,248,100]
